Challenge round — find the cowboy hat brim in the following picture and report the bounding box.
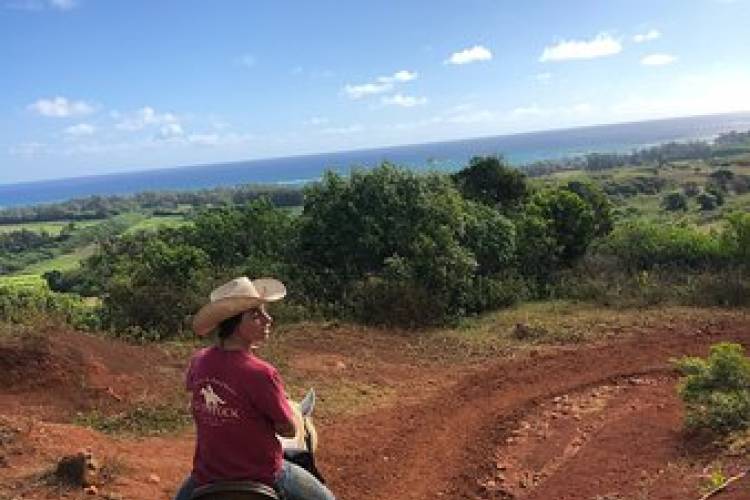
[192,278,286,336]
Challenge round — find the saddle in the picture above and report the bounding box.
[189,480,280,500]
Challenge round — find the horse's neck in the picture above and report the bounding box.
[278,404,308,451]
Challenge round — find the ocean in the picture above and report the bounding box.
[3,112,750,208]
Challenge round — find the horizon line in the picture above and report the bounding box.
[4,109,750,188]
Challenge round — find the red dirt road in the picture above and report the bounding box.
[1,311,749,500]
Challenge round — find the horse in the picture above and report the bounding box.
[190,388,323,500]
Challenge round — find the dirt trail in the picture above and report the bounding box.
[322,326,750,500]
[1,317,749,499]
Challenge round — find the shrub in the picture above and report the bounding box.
[697,192,718,211]
[0,285,100,330]
[451,156,529,213]
[296,164,514,324]
[661,192,688,212]
[526,188,595,265]
[721,212,750,266]
[599,220,724,271]
[675,343,750,433]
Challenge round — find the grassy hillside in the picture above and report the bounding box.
[539,158,750,227]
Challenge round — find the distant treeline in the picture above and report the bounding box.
[42,157,747,339]
[1,156,747,337]
[523,128,750,175]
[0,184,304,224]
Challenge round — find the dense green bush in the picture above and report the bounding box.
[526,188,595,265]
[599,220,724,271]
[451,156,529,213]
[295,164,522,324]
[661,192,688,212]
[697,192,719,211]
[675,343,750,433]
[557,213,750,307]
[0,285,100,330]
[721,212,750,266]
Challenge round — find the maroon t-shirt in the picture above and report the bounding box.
[186,346,295,487]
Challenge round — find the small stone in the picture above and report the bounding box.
[147,473,160,484]
[84,485,98,495]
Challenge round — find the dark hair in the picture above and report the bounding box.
[217,313,244,340]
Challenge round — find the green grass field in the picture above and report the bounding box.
[547,162,750,228]
[0,274,48,289]
[0,220,101,235]
[123,215,190,235]
[19,244,97,275]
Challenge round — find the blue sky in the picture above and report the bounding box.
[2,0,749,184]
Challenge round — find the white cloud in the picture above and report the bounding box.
[378,70,418,83]
[116,106,179,131]
[344,82,393,99]
[344,69,418,99]
[64,123,95,136]
[445,45,493,65]
[28,96,94,117]
[49,0,76,10]
[539,33,622,62]
[633,29,661,43]
[381,94,428,107]
[641,53,677,66]
[156,123,185,141]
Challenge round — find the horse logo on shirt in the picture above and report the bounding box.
[200,384,226,409]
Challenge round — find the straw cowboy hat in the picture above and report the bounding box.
[192,277,286,336]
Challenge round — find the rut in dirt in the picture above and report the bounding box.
[321,327,750,500]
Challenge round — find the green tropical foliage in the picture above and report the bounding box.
[675,343,750,433]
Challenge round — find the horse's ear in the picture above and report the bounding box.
[300,388,316,416]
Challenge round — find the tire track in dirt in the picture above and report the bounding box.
[322,327,750,500]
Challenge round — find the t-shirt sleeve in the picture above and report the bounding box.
[250,368,295,426]
[185,356,196,391]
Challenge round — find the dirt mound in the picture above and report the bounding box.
[0,327,183,421]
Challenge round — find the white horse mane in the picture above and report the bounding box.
[278,388,318,452]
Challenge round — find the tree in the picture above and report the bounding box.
[188,198,295,272]
[461,200,516,276]
[565,180,613,237]
[296,164,520,324]
[451,156,529,213]
[526,188,596,265]
[103,239,211,337]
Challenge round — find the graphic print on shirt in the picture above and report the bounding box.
[200,384,226,409]
[193,378,241,426]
